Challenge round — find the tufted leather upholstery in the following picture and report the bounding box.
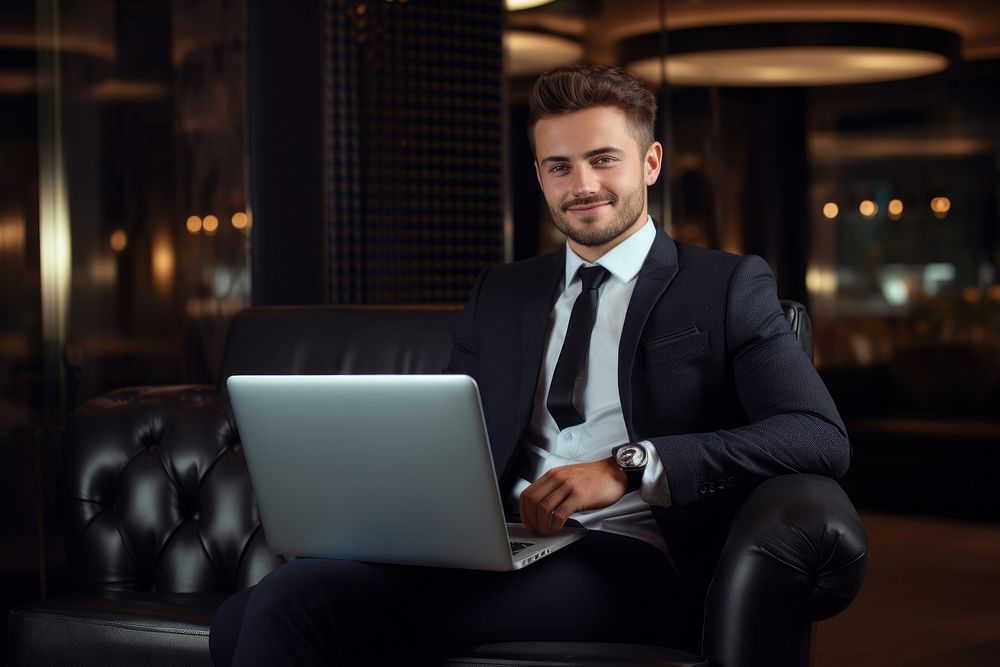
[8,303,864,667]
[63,385,283,596]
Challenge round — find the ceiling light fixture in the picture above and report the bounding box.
[505,30,583,78]
[505,0,557,11]
[619,22,959,87]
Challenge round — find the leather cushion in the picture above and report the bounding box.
[7,592,224,666]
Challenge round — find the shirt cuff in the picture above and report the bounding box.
[638,440,672,508]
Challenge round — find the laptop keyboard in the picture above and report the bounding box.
[510,541,533,555]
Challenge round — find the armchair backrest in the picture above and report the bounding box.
[216,305,460,433]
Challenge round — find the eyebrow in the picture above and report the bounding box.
[539,146,625,165]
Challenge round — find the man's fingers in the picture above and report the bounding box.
[520,471,565,535]
[546,505,569,533]
[534,484,574,535]
[518,459,626,534]
[519,476,555,533]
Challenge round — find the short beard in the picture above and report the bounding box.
[549,186,646,248]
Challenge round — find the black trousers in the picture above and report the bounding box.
[210,531,700,666]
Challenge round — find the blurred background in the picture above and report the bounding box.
[1,0,998,663]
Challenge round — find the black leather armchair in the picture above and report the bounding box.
[8,303,867,666]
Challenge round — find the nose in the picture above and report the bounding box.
[570,165,599,197]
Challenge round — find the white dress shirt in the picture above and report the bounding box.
[508,218,672,554]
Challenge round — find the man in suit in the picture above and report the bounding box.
[211,64,848,666]
[451,65,849,592]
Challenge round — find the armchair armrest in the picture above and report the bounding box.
[703,474,868,667]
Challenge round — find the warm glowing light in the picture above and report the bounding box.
[231,211,249,230]
[109,229,127,252]
[39,141,72,349]
[888,199,903,219]
[859,200,877,218]
[152,227,174,296]
[930,197,951,212]
[822,202,839,219]
[962,287,979,303]
[0,214,26,253]
[931,197,951,218]
[203,215,219,235]
[505,31,583,77]
[505,0,556,10]
[630,47,948,87]
[806,266,838,294]
[186,215,202,233]
[987,285,1000,301]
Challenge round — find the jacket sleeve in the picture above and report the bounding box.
[651,255,850,507]
[446,266,490,377]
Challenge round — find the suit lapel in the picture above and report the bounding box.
[493,250,564,482]
[618,228,679,439]
[518,250,565,430]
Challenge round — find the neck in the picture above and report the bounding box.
[568,212,648,263]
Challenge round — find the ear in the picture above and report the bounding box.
[644,141,663,186]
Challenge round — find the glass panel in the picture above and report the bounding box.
[808,71,1000,416]
[29,0,251,420]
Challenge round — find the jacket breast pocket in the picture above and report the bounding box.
[641,327,710,368]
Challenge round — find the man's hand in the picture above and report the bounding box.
[519,458,628,535]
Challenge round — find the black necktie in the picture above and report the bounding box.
[546,265,609,431]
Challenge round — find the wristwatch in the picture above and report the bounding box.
[611,443,648,493]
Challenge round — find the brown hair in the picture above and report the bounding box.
[527,65,657,153]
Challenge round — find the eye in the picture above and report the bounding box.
[548,164,569,174]
[593,156,617,166]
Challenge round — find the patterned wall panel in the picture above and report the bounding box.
[323,0,505,304]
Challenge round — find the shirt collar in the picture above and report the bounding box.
[564,216,655,286]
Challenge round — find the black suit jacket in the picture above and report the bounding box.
[448,227,849,588]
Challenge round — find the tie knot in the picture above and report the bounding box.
[577,265,609,291]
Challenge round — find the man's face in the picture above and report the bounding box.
[533,106,662,260]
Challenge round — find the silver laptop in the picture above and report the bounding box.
[227,374,585,571]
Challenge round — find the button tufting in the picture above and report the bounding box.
[192,511,200,521]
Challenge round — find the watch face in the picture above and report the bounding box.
[616,444,647,468]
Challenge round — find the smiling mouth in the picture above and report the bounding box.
[562,192,617,214]
[566,201,610,215]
